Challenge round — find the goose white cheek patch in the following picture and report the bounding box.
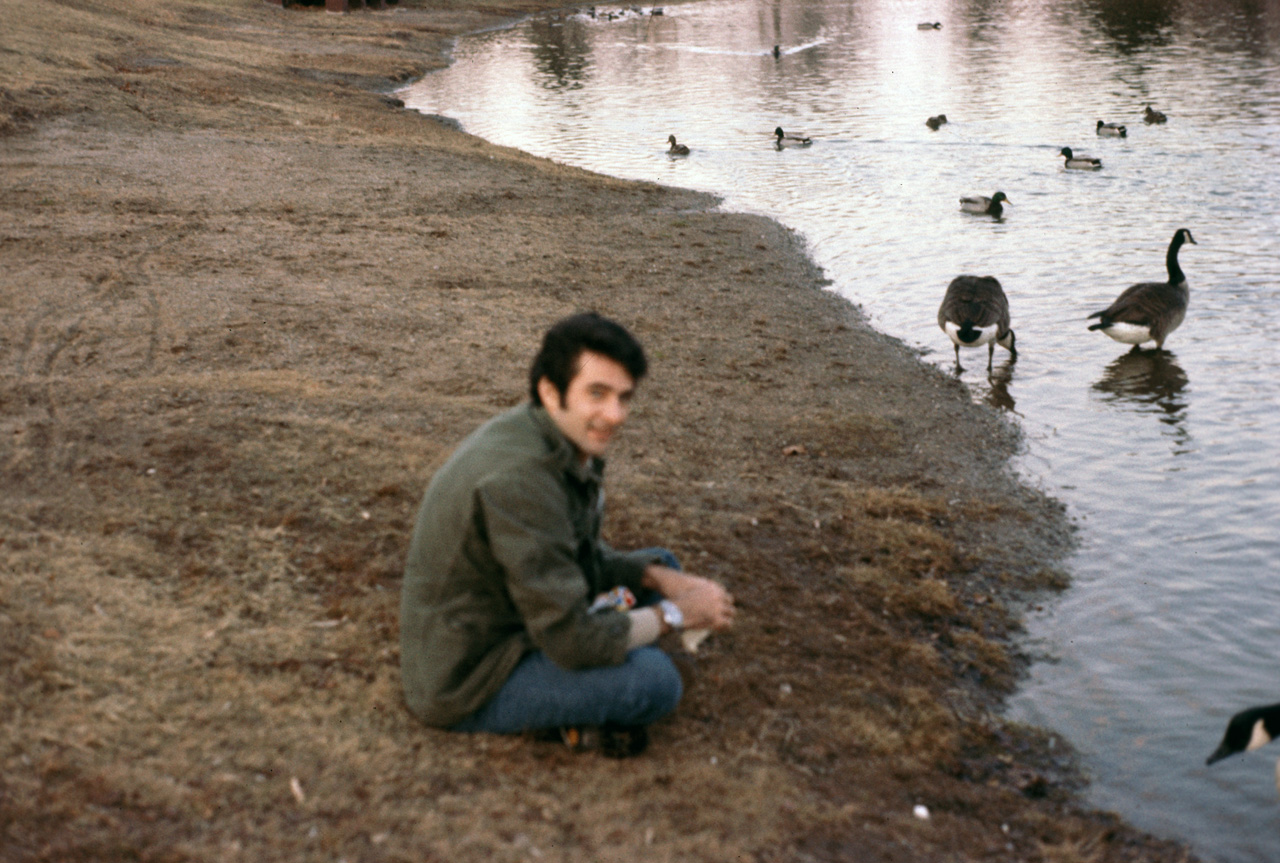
[1247,719,1273,752]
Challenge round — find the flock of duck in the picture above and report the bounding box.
[665,125,810,154]
[903,37,1276,793]
[666,31,1280,790]
[906,27,1276,797]
[925,100,1192,370]
[662,66,1190,376]
[922,77,1277,799]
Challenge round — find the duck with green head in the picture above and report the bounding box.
[1059,147,1102,170]
[960,191,1009,217]
[774,126,812,148]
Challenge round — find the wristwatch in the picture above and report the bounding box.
[658,599,684,632]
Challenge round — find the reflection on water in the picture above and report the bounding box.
[1087,0,1177,51]
[1092,348,1189,443]
[984,361,1017,413]
[404,1,1280,859]
[528,17,593,90]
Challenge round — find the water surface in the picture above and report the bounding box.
[402,1,1280,859]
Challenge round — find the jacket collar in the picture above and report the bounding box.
[528,403,604,484]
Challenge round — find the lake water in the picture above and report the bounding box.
[400,0,1280,859]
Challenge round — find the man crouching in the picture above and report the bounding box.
[400,312,735,755]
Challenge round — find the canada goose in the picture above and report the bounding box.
[1143,104,1168,124]
[666,134,690,156]
[774,126,812,148]
[1059,147,1102,170]
[925,114,948,130]
[917,21,942,29]
[1097,119,1127,137]
[1088,228,1197,350]
[1207,702,1280,793]
[938,275,1016,371]
[960,191,1009,217]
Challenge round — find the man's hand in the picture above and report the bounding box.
[642,565,735,631]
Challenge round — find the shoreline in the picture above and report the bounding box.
[0,1,1198,860]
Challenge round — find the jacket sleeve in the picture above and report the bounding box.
[599,542,662,593]
[476,470,632,670]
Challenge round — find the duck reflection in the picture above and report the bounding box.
[1092,348,1189,434]
[529,17,593,91]
[1086,0,1175,52]
[983,359,1017,412]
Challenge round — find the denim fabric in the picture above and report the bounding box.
[450,547,683,734]
[449,645,682,733]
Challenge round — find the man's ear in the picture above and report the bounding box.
[536,376,561,409]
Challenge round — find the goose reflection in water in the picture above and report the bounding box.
[1092,349,1190,436]
[982,360,1017,412]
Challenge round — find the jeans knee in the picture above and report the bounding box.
[624,647,683,724]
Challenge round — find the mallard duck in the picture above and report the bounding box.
[959,191,1009,217]
[1097,119,1127,137]
[1207,702,1280,794]
[774,126,812,148]
[917,21,942,29]
[1059,147,1102,170]
[1088,228,1197,350]
[938,275,1016,371]
[1143,104,1168,124]
[925,114,948,130]
[666,134,690,156]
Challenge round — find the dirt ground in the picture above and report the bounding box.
[0,1,1199,861]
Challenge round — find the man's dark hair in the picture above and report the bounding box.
[529,312,648,406]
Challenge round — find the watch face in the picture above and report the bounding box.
[661,600,683,629]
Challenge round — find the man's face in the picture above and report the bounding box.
[539,350,636,458]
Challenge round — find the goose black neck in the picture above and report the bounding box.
[1167,232,1187,285]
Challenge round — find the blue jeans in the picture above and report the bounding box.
[451,549,683,734]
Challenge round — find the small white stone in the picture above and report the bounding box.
[912,804,930,820]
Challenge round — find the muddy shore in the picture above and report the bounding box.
[0,1,1197,860]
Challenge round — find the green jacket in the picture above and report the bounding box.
[400,403,657,728]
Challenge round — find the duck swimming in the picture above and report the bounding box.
[1097,119,1127,137]
[666,134,690,156]
[1059,147,1102,170]
[1143,104,1168,124]
[917,21,942,29]
[938,275,1016,371]
[1088,228,1197,350]
[925,114,948,130]
[774,126,812,148]
[960,191,1009,217]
